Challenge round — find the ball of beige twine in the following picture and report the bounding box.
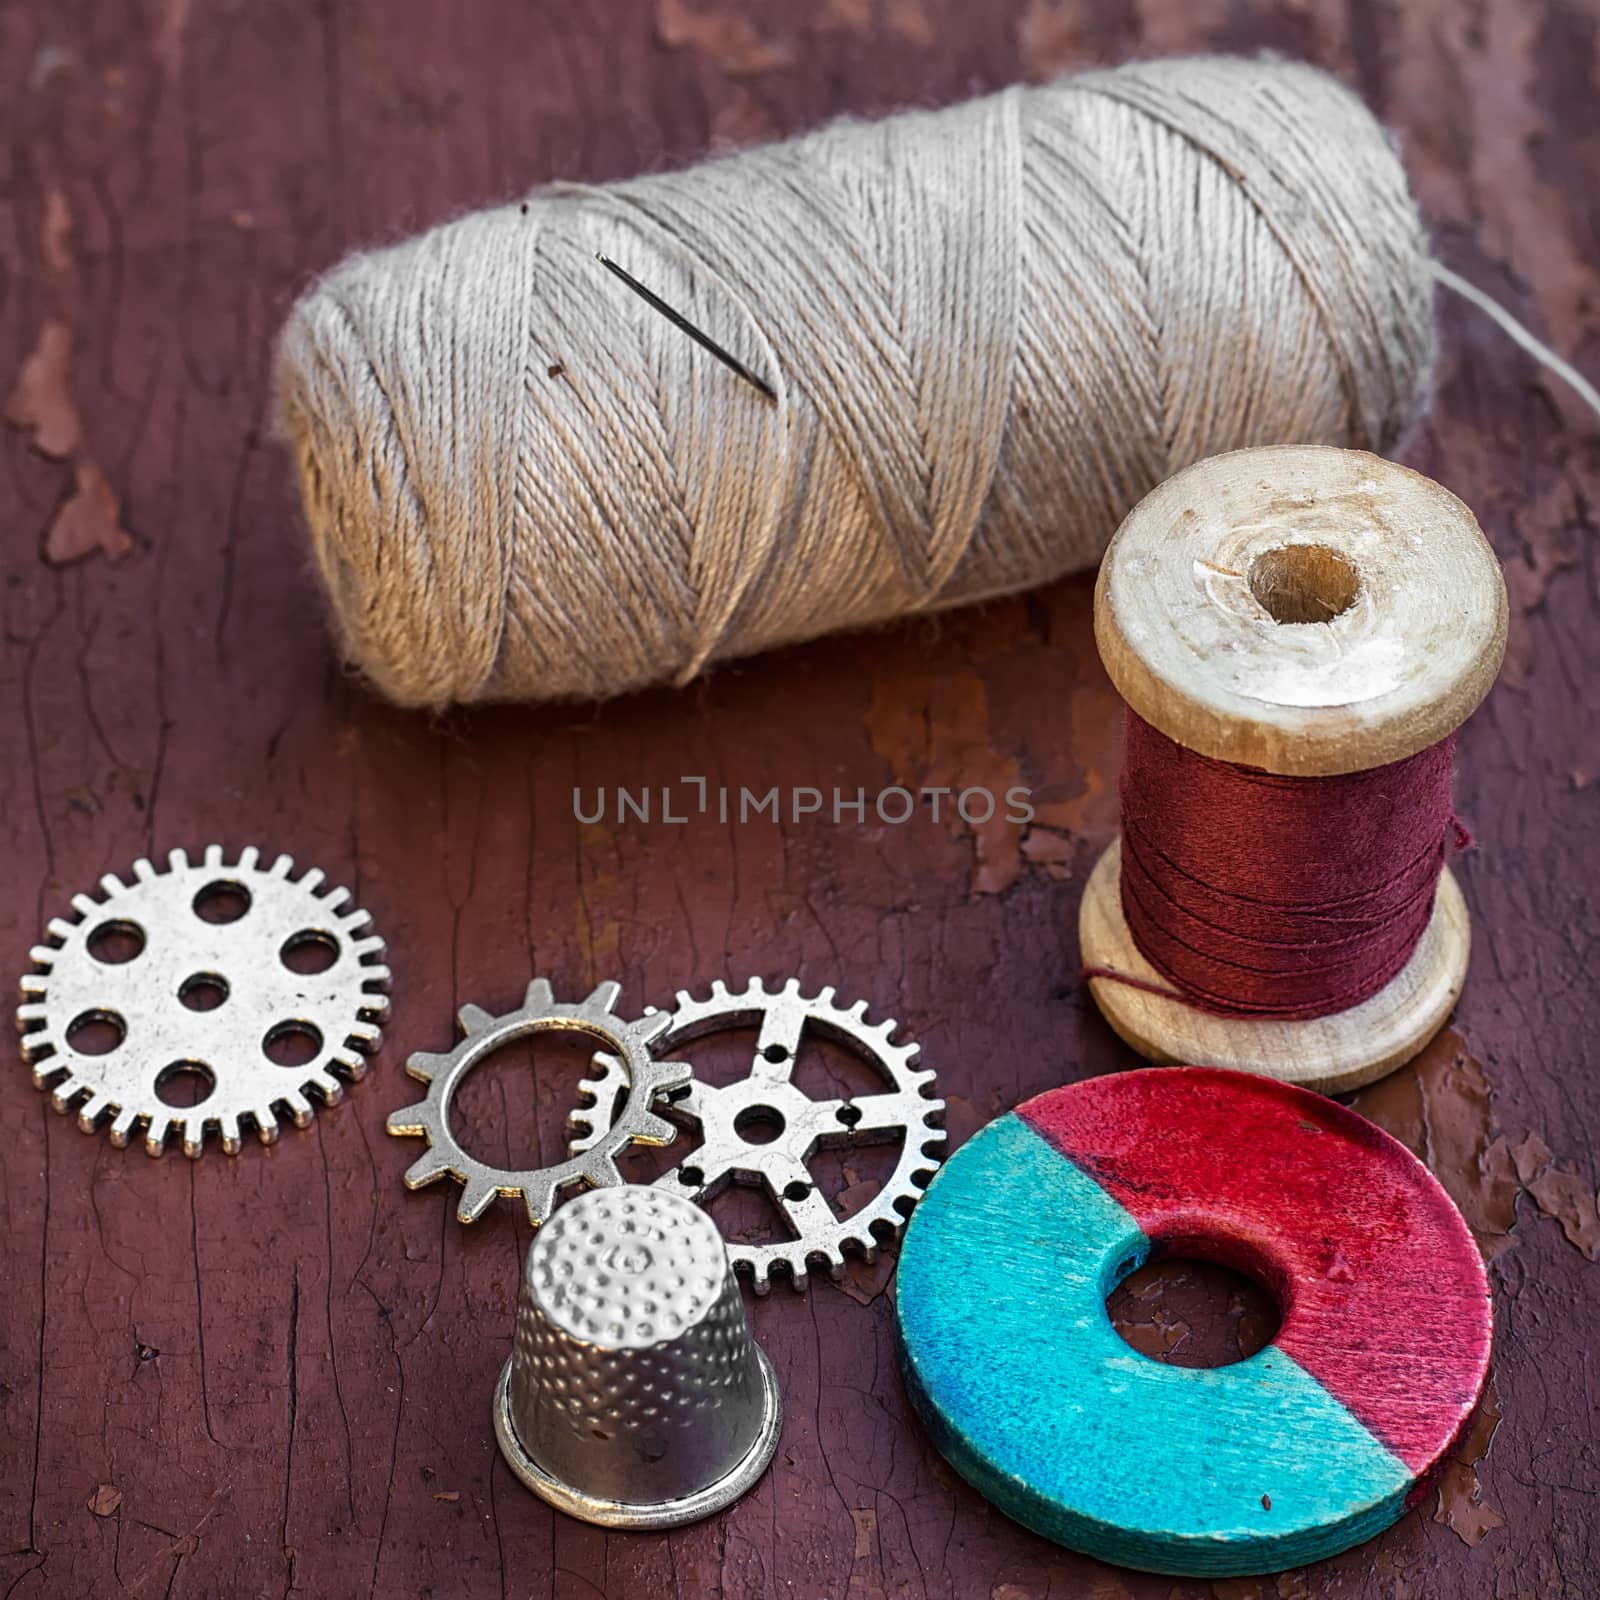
[275,55,1435,710]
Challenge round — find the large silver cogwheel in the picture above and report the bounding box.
[569,978,946,1293]
[17,846,391,1157]
[387,978,692,1226]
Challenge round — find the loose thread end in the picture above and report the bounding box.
[1433,261,1600,425]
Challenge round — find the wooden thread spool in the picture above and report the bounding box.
[1080,445,1507,1094]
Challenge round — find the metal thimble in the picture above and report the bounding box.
[493,1184,783,1528]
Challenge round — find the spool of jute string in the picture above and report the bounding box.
[1079,444,1508,1095]
[275,55,1438,711]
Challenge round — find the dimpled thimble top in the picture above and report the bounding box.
[504,1185,773,1512]
[529,1185,728,1349]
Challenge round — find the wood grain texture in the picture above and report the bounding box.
[2,1,1597,1597]
[895,1070,1490,1574]
[1079,844,1469,1091]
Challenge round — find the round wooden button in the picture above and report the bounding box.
[895,1068,1491,1577]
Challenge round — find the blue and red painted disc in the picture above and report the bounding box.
[895,1068,1491,1576]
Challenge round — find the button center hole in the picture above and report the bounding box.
[1105,1253,1281,1369]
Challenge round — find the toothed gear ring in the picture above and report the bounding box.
[387,979,691,1225]
[17,846,391,1157]
[569,979,946,1293]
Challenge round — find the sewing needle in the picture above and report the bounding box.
[595,253,777,403]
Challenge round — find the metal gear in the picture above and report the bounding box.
[387,978,692,1225]
[568,978,945,1293]
[17,845,390,1157]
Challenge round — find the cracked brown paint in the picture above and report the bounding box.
[6,187,132,569]
[1,2,1596,1597]
[656,0,799,76]
[40,190,75,280]
[42,458,132,566]
[1432,1377,1505,1548]
[1511,1133,1600,1258]
[1348,1028,1521,1262]
[865,662,1027,895]
[84,1486,121,1519]
[5,321,82,461]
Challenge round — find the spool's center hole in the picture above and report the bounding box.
[1247,543,1360,625]
[1105,1256,1280,1369]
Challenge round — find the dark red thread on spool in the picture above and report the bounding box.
[1090,713,1461,1020]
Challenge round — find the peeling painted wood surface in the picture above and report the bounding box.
[1,1,1596,1596]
